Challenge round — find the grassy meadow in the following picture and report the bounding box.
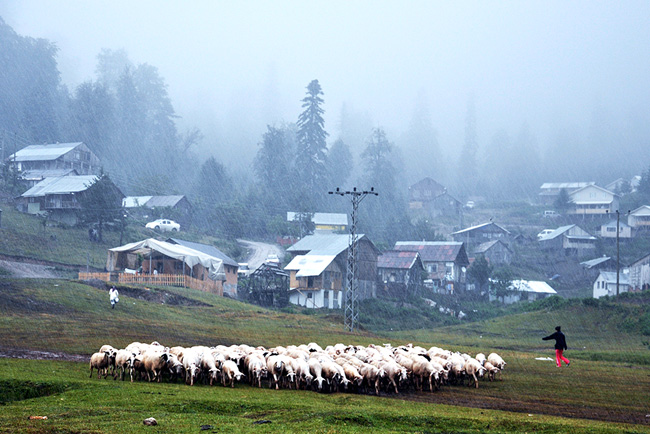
[0,278,650,433]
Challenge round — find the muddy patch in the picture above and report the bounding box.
[87,281,211,307]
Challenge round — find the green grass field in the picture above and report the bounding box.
[1,278,650,433]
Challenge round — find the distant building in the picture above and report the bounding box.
[628,206,650,231]
[18,175,123,225]
[473,240,513,265]
[538,182,595,205]
[377,250,425,298]
[629,252,650,292]
[408,177,461,218]
[450,222,511,250]
[580,256,613,271]
[123,195,192,215]
[286,233,380,308]
[286,212,348,232]
[593,271,630,299]
[600,219,633,239]
[489,279,557,304]
[567,184,619,216]
[538,224,597,256]
[393,241,469,293]
[6,142,101,176]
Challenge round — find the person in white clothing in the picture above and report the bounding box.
[109,286,119,309]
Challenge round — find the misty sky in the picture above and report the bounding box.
[2,1,650,175]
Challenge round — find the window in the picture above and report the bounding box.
[307,292,313,299]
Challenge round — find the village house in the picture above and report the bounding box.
[6,142,101,178]
[599,219,634,239]
[490,280,557,304]
[408,177,462,218]
[628,206,650,231]
[472,239,513,266]
[580,256,614,271]
[567,184,619,216]
[393,241,469,293]
[17,175,123,225]
[285,233,379,308]
[538,224,597,256]
[123,195,193,225]
[286,212,348,232]
[592,271,630,299]
[376,250,425,298]
[166,238,239,297]
[538,182,595,205]
[450,221,511,250]
[628,252,650,292]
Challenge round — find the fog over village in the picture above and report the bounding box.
[3,3,650,431]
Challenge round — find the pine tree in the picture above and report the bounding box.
[296,79,328,197]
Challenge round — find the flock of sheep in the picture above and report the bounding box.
[89,341,507,394]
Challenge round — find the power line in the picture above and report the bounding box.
[329,187,378,332]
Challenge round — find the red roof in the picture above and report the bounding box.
[377,250,420,269]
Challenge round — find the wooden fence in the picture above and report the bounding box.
[78,272,223,296]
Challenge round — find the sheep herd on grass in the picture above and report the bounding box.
[89,341,506,394]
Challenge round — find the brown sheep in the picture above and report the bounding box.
[89,351,111,379]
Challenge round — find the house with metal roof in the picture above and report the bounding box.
[593,271,630,299]
[450,222,511,250]
[538,224,597,255]
[538,182,595,205]
[490,279,557,304]
[580,256,613,270]
[599,219,633,239]
[123,195,192,213]
[7,142,101,176]
[473,240,513,265]
[18,175,123,225]
[284,254,343,308]
[166,238,239,297]
[628,206,650,230]
[393,241,469,293]
[568,184,619,216]
[19,168,79,187]
[286,233,380,307]
[377,250,424,298]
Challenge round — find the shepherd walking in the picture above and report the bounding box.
[543,326,570,367]
[109,286,119,309]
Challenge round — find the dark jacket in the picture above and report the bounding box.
[543,331,567,350]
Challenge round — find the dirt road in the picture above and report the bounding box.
[237,239,285,271]
[0,258,62,278]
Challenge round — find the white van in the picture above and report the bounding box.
[543,210,559,218]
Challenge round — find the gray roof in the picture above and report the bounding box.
[20,169,78,180]
[474,240,511,254]
[539,182,595,190]
[601,219,630,229]
[580,256,612,268]
[145,195,187,208]
[8,142,82,162]
[21,175,98,197]
[166,238,238,267]
[287,233,373,256]
[451,222,510,236]
[598,271,629,285]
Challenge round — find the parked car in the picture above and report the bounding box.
[465,200,475,209]
[543,210,559,218]
[265,254,280,264]
[537,229,554,239]
[145,219,180,232]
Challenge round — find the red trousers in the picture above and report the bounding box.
[555,349,570,367]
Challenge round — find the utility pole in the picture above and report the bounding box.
[616,209,620,296]
[329,187,378,332]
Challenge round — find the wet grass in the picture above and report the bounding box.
[1,278,650,432]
